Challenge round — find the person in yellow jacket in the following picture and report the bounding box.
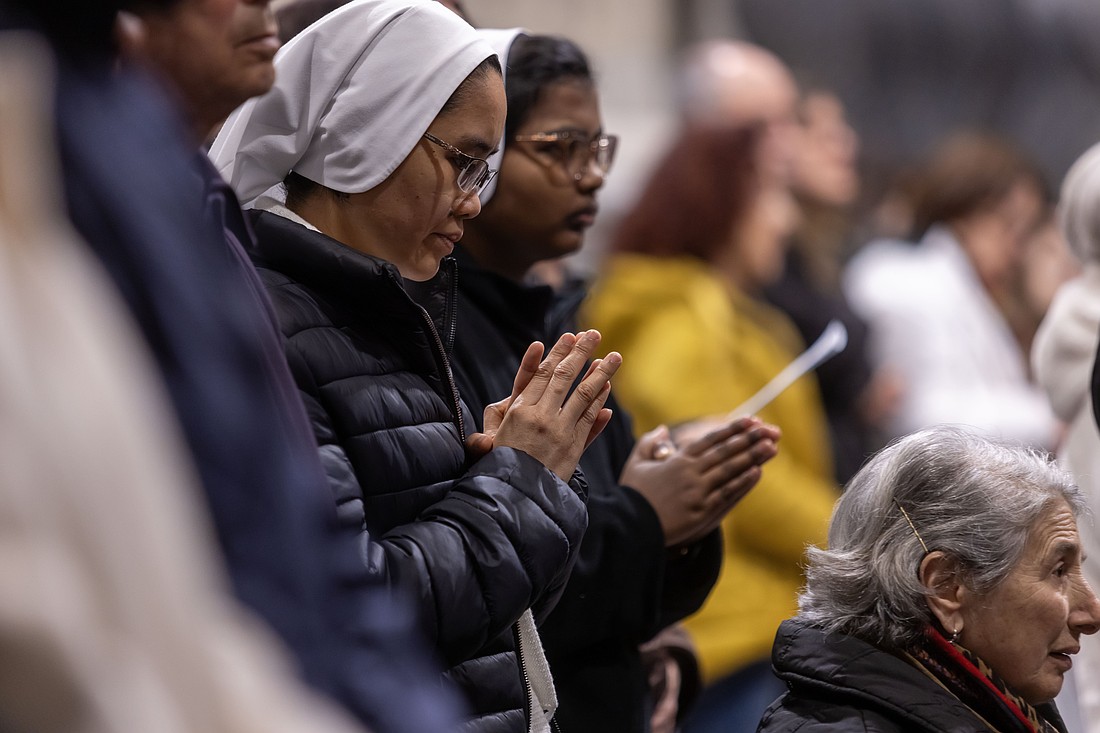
[581,124,840,733]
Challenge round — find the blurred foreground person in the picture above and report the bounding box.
[451,30,779,732]
[11,0,463,729]
[211,2,619,729]
[1033,140,1100,733]
[845,132,1058,448]
[582,123,838,733]
[0,26,361,733]
[759,426,1100,732]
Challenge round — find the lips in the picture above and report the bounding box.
[565,204,599,230]
[236,27,280,52]
[1050,652,1073,671]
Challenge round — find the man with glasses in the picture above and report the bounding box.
[451,30,777,733]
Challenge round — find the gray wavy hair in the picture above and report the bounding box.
[798,426,1084,649]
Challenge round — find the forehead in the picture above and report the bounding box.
[1022,499,1080,561]
[518,78,601,131]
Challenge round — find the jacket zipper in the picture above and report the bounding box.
[513,622,537,733]
[395,269,467,445]
[513,621,563,733]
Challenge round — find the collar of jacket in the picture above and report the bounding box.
[769,618,1067,732]
[452,244,555,349]
[247,209,458,353]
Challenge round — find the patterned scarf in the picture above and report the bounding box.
[904,626,1061,733]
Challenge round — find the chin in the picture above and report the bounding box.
[404,262,442,282]
[1021,677,1063,707]
[551,233,584,258]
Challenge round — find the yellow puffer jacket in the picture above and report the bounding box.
[581,253,839,681]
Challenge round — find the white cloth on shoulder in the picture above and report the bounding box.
[209,0,494,206]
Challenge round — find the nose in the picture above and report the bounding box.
[574,159,606,192]
[1070,577,1100,636]
[453,188,482,219]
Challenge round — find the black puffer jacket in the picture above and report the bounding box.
[451,249,722,733]
[758,619,1067,732]
[248,211,589,732]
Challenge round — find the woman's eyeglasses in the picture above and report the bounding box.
[512,130,619,182]
[422,132,497,195]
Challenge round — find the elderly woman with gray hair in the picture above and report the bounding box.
[757,426,1100,732]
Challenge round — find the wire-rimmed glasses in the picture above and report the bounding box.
[511,130,619,182]
[422,132,498,195]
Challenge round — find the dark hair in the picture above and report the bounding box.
[909,131,1049,239]
[283,170,347,208]
[611,124,764,263]
[503,34,593,141]
[438,54,503,115]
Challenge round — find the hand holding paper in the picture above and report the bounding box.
[729,319,848,419]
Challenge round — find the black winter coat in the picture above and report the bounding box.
[451,249,722,733]
[248,212,589,732]
[757,619,1067,732]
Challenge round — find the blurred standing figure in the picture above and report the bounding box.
[845,132,1059,448]
[678,39,799,179]
[765,89,900,482]
[680,39,893,482]
[581,123,839,733]
[1033,141,1100,733]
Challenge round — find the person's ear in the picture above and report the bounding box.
[920,550,968,636]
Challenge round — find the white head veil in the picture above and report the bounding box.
[208,0,495,207]
[474,28,525,204]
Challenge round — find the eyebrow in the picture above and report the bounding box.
[532,126,603,137]
[1047,540,1081,562]
[452,135,495,157]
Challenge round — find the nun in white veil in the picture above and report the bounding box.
[209,2,621,731]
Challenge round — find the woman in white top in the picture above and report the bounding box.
[845,131,1058,449]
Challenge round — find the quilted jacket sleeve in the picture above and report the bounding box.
[291,369,588,667]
